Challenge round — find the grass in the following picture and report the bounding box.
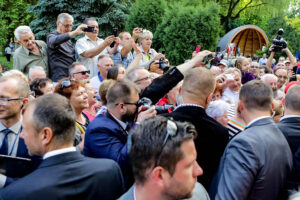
[0,55,13,72]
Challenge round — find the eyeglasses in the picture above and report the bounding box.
[60,80,72,90]
[250,66,259,69]
[0,97,24,106]
[72,70,90,75]
[134,76,150,83]
[61,24,72,28]
[277,75,288,79]
[155,120,178,167]
[115,101,139,106]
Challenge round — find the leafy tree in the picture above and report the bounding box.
[125,0,166,33]
[28,0,130,41]
[155,2,220,65]
[0,0,37,52]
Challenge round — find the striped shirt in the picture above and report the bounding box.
[228,118,246,138]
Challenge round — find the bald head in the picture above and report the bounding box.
[285,85,300,112]
[182,68,215,105]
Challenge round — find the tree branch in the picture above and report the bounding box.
[233,2,267,19]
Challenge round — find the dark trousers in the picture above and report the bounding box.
[5,54,11,62]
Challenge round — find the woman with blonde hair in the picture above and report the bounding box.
[235,56,255,84]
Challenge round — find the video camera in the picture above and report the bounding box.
[137,97,173,114]
[271,29,287,52]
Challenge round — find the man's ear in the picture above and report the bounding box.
[205,93,213,107]
[40,127,53,146]
[151,166,168,189]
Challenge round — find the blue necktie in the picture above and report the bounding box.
[0,129,11,155]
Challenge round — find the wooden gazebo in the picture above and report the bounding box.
[218,25,269,57]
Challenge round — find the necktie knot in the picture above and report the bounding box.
[2,129,11,135]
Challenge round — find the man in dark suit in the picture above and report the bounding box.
[0,75,32,187]
[210,80,292,200]
[278,84,300,191]
[163,67,229,189]
[0,94,125,200]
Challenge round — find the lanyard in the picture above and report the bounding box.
[1,128,21,156]
[98,72,103,82]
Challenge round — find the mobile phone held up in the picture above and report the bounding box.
[83,26,94,32]
[195,45,201,53]
[110,28,118,48]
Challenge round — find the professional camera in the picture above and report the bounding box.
[271,29,287,52]
[137,97,173,114]
[158,57,169,72]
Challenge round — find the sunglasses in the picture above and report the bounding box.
[72,70,90,75]
[60,80,72,90]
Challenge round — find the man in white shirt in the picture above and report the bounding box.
[0,94,125,199]
[75,18,115,78]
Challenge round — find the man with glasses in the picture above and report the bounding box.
[249,61,260,79]
[69,62,90,81]
[76,18,116,78]
[47,13,87,82]
[274,67,289,91]
[118,116,210,200]
[0,75,31,188]
[13,26,48,76]
[84,79,156,188]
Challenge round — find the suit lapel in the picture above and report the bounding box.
[16,138,30,158]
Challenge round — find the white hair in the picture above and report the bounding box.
[261,74,277,82]
[206,100,230,120]
[224,67,241,77]
[139,29,153,41]
[2,69,28,83]
[14,26,33,40]
[28,66,46,79]
[57,13,73,23]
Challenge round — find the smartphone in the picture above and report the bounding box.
[110,28,118,48]
[195,45,201,53]
[83,26,94,32]
[203,54,213,64]
[162,50,166,54]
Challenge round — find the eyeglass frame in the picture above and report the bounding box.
[250,65,259,69]
[60,23,73,28]
[0,97,25,106]
[115,101,139,107]
[72,70,90,75]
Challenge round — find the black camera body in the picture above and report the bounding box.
[272,29,287,52]
[137,97,173,114]
[83,26,94,32]
[158,58,169,72]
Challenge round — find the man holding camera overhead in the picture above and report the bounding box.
[47,13,88,82]
[75,18,117,78]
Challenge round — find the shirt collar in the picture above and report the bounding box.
[247,116,271,127]
[0,120,22,135]
[174,104,204,111]
[22,41,41,56]
[109,112,128,130]
[43,147,76,160]
[280,115,300,121]
[84,34,100,42]
[139,45,154,55]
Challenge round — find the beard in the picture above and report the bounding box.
[121,110,136,123]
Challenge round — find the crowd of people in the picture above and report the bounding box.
[0,12,299,200]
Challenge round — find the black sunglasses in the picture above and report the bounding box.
[72,70,90,75]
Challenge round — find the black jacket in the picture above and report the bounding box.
[162,105,229,189]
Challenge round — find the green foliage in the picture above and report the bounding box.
[0,0,37,52]
[0,56,13,71]
[125,0,166,33]
[28,0,130,41]
[155,2,220,65]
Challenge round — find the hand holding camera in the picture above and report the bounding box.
[271,29,287,53]
[104,35,115,46]
[136,105,157,123]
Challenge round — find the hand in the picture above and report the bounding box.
[115,37,121,45]
[269,44,275,52]
[136,106,156,123]
[132,27,141,41]
[104,35,115,46]
[153,53,164,61]
[73,24,87,36]
[149,61,160,72]
[78,134,85,151]
[192,50,212,65]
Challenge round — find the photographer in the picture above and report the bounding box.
[75,18,117,78]
[266,30,296,71]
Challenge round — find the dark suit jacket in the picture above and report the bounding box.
[278,116,300,191]
[278,116,300,155]
[0,151,125,200]
[210,117,293,200]
[162,105,229,189]
[84,111,133,187]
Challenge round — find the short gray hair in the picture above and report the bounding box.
[285,84,300,111]
[206,100,230,120]
[57,13,73,23]
[261,74,277,82]
[139,29,153,42]
[14,26,33,40]
[224,68,241,77]
[28,66,45,80]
